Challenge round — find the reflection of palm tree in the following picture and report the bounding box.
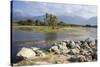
[44,32,57,43]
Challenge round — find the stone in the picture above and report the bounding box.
[86,56,92,62]
[76,41,81,45]
[31,47,40,51]
[78,55,86,62]
[75,44,81,49]
[60,42,67,47]
[70,40,76,48]
[49,45,60,54]
[58,44,67,50]
[31,47,46,57]
[35,50,46,57]
[17,47,36,59]
[71,48,80,54]
[89,40,96,50]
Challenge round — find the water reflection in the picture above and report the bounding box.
[45,32,57,42]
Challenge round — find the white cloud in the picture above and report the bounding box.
[13,1,97,18]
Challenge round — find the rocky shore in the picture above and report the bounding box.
[13,39,97,66]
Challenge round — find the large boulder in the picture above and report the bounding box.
[17,47,36,59]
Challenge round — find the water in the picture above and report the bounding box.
[11,27,97,63]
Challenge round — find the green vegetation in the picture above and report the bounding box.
[44,13,58,29]
[12,13,97,32]
[13,26,59,32]
[13,13,63,32]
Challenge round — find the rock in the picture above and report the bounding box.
[58,44,67,50]
[17,47,36,59]
[86,56,92,62]
[31,47,46,57]
[49,45,60,54]
[70,40,76,49]
[89,40,95,46]
[89,40,97,51]
[75,44,81,49]
[58,43,69,54]
[91,52,97,60]
[31,47,40,51]
[60,42,67,47]
[67,55,78,62]
[78,55,86,62]
[71,48,80,54]
[64,40,70,44]
[35,50,46,57]
[49,42,69,54]
[76,41,81,46]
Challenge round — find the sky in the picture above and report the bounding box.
[12,1,97,19]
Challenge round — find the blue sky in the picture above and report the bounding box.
[12,1,97,19]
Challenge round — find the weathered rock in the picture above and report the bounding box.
[49,45,60,54]
[50,42,70,54]
[31,47,40,51]
[60,42,67,47]
[71,48,80,54]
[70,40,76,49]
[17,47,36,59]
[86,56,92,62]
[78,55,86,62]
[75,44,81,49]
[58,44,67,50]
[89,40,96,46]
[67,55,78,62]
[35,50,46,57]
[76,41,82,46]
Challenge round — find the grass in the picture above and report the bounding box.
[12,24,89,35]
[13,25,59,32]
